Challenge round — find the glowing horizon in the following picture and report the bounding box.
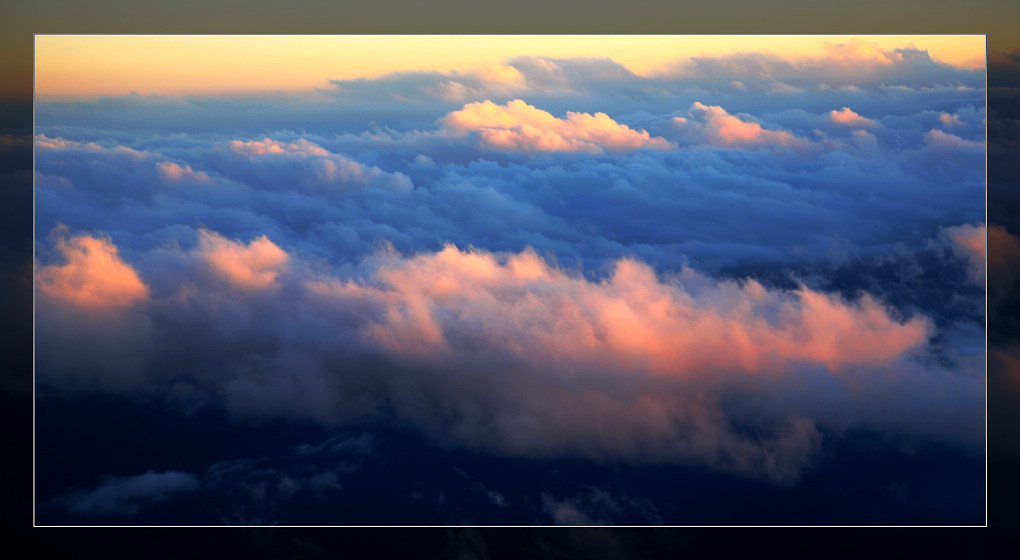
[35,34,985,99]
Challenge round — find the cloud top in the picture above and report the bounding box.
[679,102,812,150]
[829,107,878,128]
[198,229,289,290]
[37,227,149,311]
[441,99,674,153]
[312,244,931,375]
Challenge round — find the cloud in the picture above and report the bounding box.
[58,470,199,516]
[197,229,289,290]
[156,161,210,183]
[670,41,984,98]
[312,244,931,374]
[677,102,813,150]
[939,112,965,128]
[230,138,331,157]
[32,43,987,496]
[37,226,149,311]
[829,107,878,128]
[225,137,414,194]
[541,487,661,525]
[821,39,903,67]
[441,99,674,153]
[477,63,526,85]
[944,223,985,284]
[924,129,984,151]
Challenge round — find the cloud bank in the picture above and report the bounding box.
[33,40,986,496]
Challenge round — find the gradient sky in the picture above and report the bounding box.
[35,35,985,98]
[32,35,987,526]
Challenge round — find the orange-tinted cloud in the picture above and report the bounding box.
[441,99,675,153]
[37,228,149,311]
[197,230,289,290]
[156,161,210,183]
[829,107,878,128]
[945,223,985,284]
[679,102,812,150]
[308,245,930,374]
[939,113,965,128]
[230,138,331,157]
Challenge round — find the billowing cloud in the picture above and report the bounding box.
[677,102,813,150]
[225,137,414,194]
[197,229,289,290]
[829,107,878,128]
[37,227,149,311]
[940,112,965,128]
[945,223,985,284]
[924,129,984,151]
[311,245,931,374]
[156,161,210,183]
[441,99,674,153]
[230,138,331,157]
[57,470,199,516]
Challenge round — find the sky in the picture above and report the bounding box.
[32,35,988,526]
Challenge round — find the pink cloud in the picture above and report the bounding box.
[829,107,878,128]
[945,223,985,284]
[939,113,965,128]
[230,138,331,157]
[37,227,149,311]
[678,102,813,151]
[924,129,983,151]
[308,245,930,374]
[297,245,948,481]
[156,161,211,183]
[441,99,674,153]
[197,230,289,290]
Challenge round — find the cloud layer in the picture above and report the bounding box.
[33,40,986,495]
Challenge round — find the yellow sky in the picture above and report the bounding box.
[35,35,986,99]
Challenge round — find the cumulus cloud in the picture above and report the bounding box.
[35,233,983,485]
[441,99,674,153]
[939,112,965,128]
[156,161,210,183]
[58,470,199,516]
[676,102,813,150]
[944,223,985,284]
[224,137,413,193]
[312,244,930,374]
[197,229,289,290]
[230,138,331,157]
[37,227,149,311]
[829,107,878,128]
